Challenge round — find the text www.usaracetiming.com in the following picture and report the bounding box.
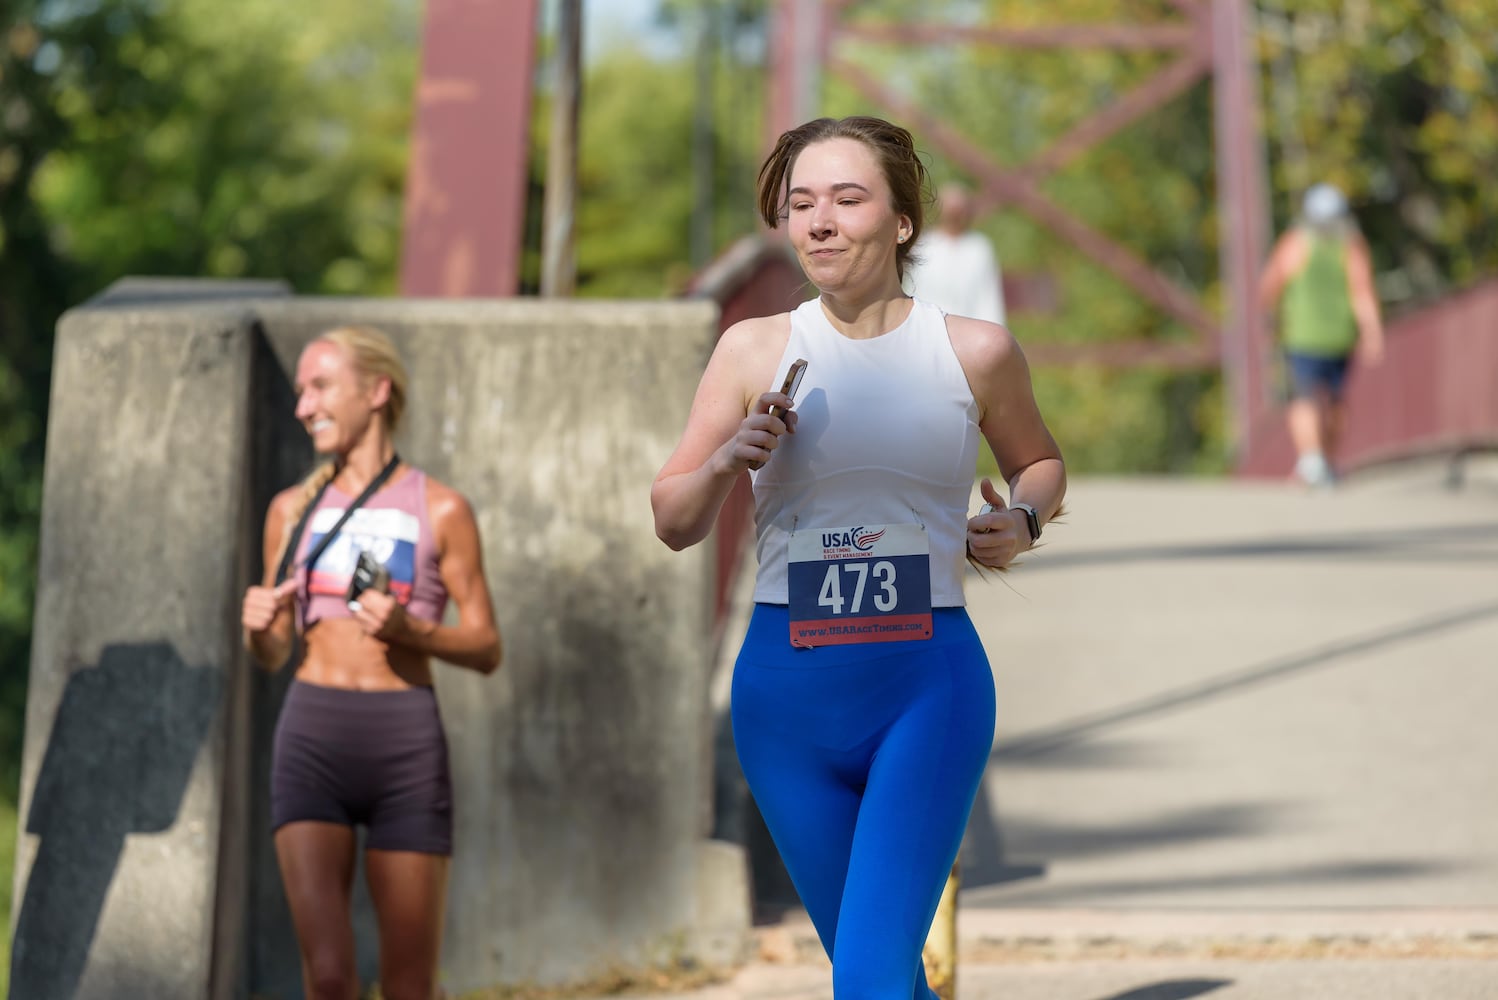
[803,622,926,637]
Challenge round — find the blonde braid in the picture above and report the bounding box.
[273,460,339,579]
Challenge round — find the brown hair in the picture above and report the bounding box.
[756,116,931,280]
[274,325,410,574]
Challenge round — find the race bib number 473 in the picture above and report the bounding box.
[787,523,933,647]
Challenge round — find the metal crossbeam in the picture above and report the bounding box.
[771,0,1271,452]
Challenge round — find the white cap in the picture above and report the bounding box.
[1303,183,1348,224]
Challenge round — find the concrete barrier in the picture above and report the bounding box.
[11,281,751,997]
[11,289,267,999]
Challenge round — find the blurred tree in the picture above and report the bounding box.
[527,0,768,298]
[0,0,78,804]
[29,0,420,295]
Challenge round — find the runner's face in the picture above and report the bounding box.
[294,341,378,456]
[786,138,910,295]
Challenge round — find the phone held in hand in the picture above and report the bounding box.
[769,358,808,421]
[750,358,808,471]
[346,549,390,609]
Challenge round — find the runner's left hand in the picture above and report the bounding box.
[966,478,1028,570]
[349,588,407,640]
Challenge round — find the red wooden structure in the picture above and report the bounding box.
[399,0,539,298]
[767,0,1271,457]
[398,0,1496,485]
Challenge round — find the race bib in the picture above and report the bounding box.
[787,523,933,647]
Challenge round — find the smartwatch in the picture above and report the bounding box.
[1012,502,1041,543]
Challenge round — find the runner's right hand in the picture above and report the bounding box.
[733,391,798,472]
[242,580,298,634]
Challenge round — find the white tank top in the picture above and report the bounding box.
[751,297,980,606]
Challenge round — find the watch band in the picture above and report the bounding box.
[1012,502,1041,543]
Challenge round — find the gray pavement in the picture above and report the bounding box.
[665,956,1498,1000]
[648,459,1498,999]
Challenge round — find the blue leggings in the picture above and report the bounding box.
[731,604,997,1000]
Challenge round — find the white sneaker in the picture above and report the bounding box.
[1295,452,1335,489]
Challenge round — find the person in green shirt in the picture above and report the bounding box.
[1259,183,1385,487]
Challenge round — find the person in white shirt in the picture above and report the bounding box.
[905,181,1006,325]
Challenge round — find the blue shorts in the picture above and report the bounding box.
[1285,351,1351,401]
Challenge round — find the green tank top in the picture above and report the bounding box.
[1281,233,1357,358]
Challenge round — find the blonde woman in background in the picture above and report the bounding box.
[242,325,500,1000]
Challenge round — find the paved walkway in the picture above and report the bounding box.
[649,458,1498,999]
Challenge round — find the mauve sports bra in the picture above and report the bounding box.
[293,467,449,629]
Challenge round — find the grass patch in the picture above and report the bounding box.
[1,793,15,999]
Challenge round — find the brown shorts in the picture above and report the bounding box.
[271,680,452,855]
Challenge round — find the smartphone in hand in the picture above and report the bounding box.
[769,358,807,421]
[347,549,390,608]
[750,358,808,470]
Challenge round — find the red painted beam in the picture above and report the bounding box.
[767,0,837,151]
[400,0,539,297]
[831,57,1218,340]
[766,0,798,149]
[1024,49,1211,180]
[1211,0,1273,465]
[842,22,1198,51]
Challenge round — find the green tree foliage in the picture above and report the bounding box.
[570,50,704,296]
[30,0,419,294]
[526,0,767,297]
[0,0,76,809]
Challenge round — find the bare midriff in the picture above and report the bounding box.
[295,619,434,690]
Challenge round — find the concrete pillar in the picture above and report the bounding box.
[9,281,280,998]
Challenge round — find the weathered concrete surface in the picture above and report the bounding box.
[12,285,751,998]
[10,299,261,999]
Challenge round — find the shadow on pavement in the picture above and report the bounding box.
[958,600,1498,892]
[964,857,1459,907]
[1024,521,1498,574]
[991,599,1498,761]
[1096,981,1232,1000]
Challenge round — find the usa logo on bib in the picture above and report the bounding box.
[787,522,933,648]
